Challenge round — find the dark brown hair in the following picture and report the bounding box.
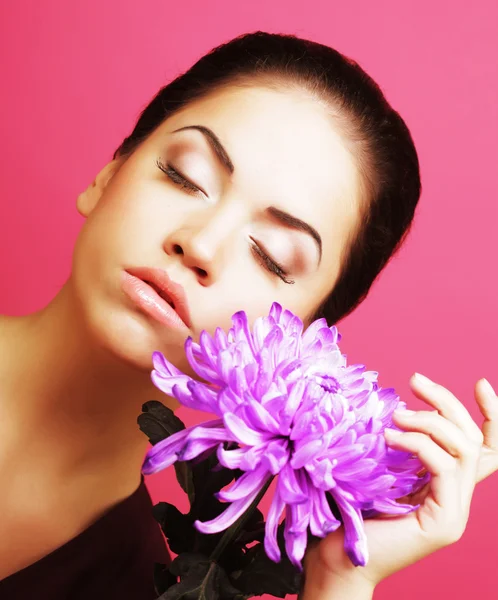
[115,32,421,325]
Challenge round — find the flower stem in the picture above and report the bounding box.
[209,476,274,563]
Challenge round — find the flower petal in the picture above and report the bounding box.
[146,304,434,571]
[178,422,232,461]
[278,464,308,504]
[223,412,271,446]
[214,326,228,351]
[152,351,185,377]
[186,380,219,414]
[217,465,270,501]
[195,482,265,534]
[372,498,417,515]
[306,459,336,490]
[312,488,341,536]
[334,458,378,480]
[231,310,257,356]
[170,382,214,413]
[239,444,268,470]
[278,379,306,432]
[260,439,290,475]
[179,439,224,461]
[218,387,244,414]
[243,399,281,434]
[301,318,329,349]
[151,371,192,397]
[142,427,190,474]
[288,499,311,535]
[333,491,369,567]
[264,486,286,562]
[185,337,223,385]
[291,438,324,469]
[284,504,308,570]
[269,302,283,322]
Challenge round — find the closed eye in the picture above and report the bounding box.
[156,156,294,284]
[250,239,295,285]
[156,158,207,196]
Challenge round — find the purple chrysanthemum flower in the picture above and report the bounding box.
[143,303,429,569]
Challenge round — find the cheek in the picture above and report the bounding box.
[197,290,321,340]
[188,267,276,337]
[194,241,334,334]
[190,270,309,339]
[79,184,180,268]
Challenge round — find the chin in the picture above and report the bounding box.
[68,268,194,377]
[87,301,193,375]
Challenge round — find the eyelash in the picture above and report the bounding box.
[156,157,295,285]
[251,242,295,285]
[156,158,200,195]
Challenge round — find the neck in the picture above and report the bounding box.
[0,281,173,489]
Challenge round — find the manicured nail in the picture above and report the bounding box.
[413,373,434,386]
[481,378,496,398]
[385,427,402,437]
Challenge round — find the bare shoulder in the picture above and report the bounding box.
[0,314,30,362]
[0,314,30,410]
[0,314,25,344]
[0,314,11,334]
[0,313,24,333]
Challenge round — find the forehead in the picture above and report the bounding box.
[151,84,362,273]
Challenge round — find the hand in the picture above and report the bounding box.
[302,375,498,595]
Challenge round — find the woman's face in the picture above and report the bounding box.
[72,84,362,374]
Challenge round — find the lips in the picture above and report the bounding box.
[145,281,175,308]
[123,267,192,328]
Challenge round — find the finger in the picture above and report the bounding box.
[392,409,478,463]
[475,378,498,451]
[385,429,458,507]
[409,373,483,445]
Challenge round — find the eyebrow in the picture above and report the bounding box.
[173,124,322,265]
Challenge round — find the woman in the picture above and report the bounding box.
[0,32,496,599]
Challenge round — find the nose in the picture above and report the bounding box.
[163,208,241,285]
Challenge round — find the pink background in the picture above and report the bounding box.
[1,1,496,597]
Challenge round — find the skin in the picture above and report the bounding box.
[0,83,496,593]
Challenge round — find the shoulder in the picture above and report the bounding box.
[0,479,170,599]
[74,477,170,566]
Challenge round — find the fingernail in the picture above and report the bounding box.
[413,373,434,386]
[394,409,415,417]
[385,427,402,437]
[482,378,496,398]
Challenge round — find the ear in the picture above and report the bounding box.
[76,157,125,217]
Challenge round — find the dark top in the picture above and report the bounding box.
[0,478,170,599]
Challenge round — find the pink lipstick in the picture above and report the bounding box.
[121,267,192,331]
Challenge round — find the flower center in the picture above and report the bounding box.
[314,373,340,394]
